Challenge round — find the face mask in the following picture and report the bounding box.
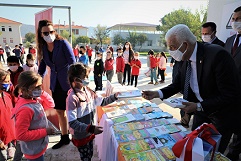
[2,83,10,91]
[28,60,35,65]
[81,78,89,86]
[134,56,139,59]
[232,21,241,32]
[202,35,212,42]
[125,45,129,48]
[118,53,122,57]
[43,34,56,43]
[9,66,18,72]
[169,43,187,61]
[32,89,42,98]
[97,57,101,60]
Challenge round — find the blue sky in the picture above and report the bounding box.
[0,0,208,27]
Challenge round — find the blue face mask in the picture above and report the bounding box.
[82,78,89,86]
[2,83,10,91]
[32,89,42,98]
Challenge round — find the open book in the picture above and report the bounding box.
[163,98,188,108]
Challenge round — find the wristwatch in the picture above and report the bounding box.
[196,103,202,111]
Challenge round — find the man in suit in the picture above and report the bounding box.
[224,6,241,160]
[142,24,241,154]
[201,22,225,47]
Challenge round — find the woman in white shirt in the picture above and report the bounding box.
[122,42,134,85]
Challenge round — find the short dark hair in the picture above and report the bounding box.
[96,52,102,56]
[7,56,20,64]
[116,48,122,52]
[234,6,241,12]
[80,46,86,50]
[202,22,217,32]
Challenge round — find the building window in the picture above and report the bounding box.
[3,38,6,43]
[9,26,12,32]
[72,29,79,35]
[2,26,5,32]
[148,40,152,46]
[10,38,13,43]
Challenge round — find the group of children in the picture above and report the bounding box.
[93,48,142,91]
[0,54,119,161]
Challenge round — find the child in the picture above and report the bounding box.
[144,52,151,77]
[0,45,5,64]
[73,45,79,62]
[104,51,114,82]
[0,69,15,161]
[87,46,93,64]
[130,52,141,87]
[148,50,159,85]
[158,52,167,83]
[66,62,119,161]
[79,46,89,65]
[7,56,23,86]
[13,71,54,161]
[23,54,38,73]
[93,52,104,91]
[12,45,23,65]
[116,48,125,84]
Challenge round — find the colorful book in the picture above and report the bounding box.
[151,119,170,127]
[157,134,177,147]
[164,124,181,134]
[156,147,176,160]
[119,139,152,155]
[113,123,130,133]
[133,114,145,121]
[128,100,143,104]
[124,150,162,161]
[111,114,135,124]
[115,133,136,143]
[106,109,126,118]
[166,118,180,124]
[140,120,153,128]
[117,90,142,98]
[128,122,144,130]
[170,132,186,142]
[138,106,154,114]
[214,152,231,161]
[163,98,188,108]
[150,137,164,148]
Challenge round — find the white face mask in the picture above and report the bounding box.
[168,43,187,61]
[125,45,129,48]
[202,32,214,42]
[232,21,241,32]
[9,66,18,72]
[118,53,122,57]
[97,57,101,60]
[43,34,56,43]
[134,56,139,59]
[28,60,35,65]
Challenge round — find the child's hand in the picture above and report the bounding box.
[98,74,101,77]
[0,142,6,150]
[46,128,55,135]
[94,126,103,135]
[114,92,120,98]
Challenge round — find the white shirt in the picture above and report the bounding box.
[158,42,203,102]
[233,33,241,46]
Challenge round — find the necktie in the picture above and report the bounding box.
[183,60,192,100]
[232,34,241,56]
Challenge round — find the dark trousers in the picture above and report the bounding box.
[6,52,10,57]
[131,75,138,87]
[123,64,131,85]
[17,56,23,65]
[88,56,92,64]
[77,140,93,161]
[0,54,5,63]
[160,69,165,81]
[75,56,79,62]
[94,74,102,91]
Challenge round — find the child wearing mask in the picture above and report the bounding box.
[12,45,23,65]
[93,52,104,91]
[66,63,119,161]
[104,51,114,82]
[130,52,141,87]
[13,71,54,161]
[23,54,38,73]
[158,52,167,83]
[116,48,125,84]
[148,50,159,85]
[0,69,15,161]
[79,46,89,65]
[7,56,23,87]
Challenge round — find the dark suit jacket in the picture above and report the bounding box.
[212,37,225,47]
[161,42,241,128]
[38,39,76,92]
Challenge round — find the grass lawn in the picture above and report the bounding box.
[139,52,170,57]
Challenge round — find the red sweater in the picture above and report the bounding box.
[131,59,141,75]
[150,56,158,68]
[87,49,93,56]
[116,56,125,72]
[105,58,114,71]
[73,48,79,56]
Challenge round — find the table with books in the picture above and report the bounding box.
[94,82,230,161]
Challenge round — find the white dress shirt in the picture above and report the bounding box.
[233,33,241,46]
[158,42,203,102]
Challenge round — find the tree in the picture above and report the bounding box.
[112,34,125,45]
[25,32,35,43]
[126,31,138,49]
[137,34,148,51]
[94,24,110,46]
[75,36,90,45]
[157,8,206,47]
[60,30,69,40]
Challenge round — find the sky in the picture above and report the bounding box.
[0,0,208,27]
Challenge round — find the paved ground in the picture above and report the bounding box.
[2,52,239,160]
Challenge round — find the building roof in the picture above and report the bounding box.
[0,17,21,24]
[108,22,158,31]
[53,24,88,29]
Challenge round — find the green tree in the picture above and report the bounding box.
[137,33,148,51]
[75,36,90,45]
[94,24,110,46]
[25,32,35,43]
[157,8,206,47]
[112,34,125,45]
[60,30,69,40]
[126,31,138,49]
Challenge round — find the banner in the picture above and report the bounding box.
[35,7,53,32]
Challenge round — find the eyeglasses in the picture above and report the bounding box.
[42,30,55,36]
